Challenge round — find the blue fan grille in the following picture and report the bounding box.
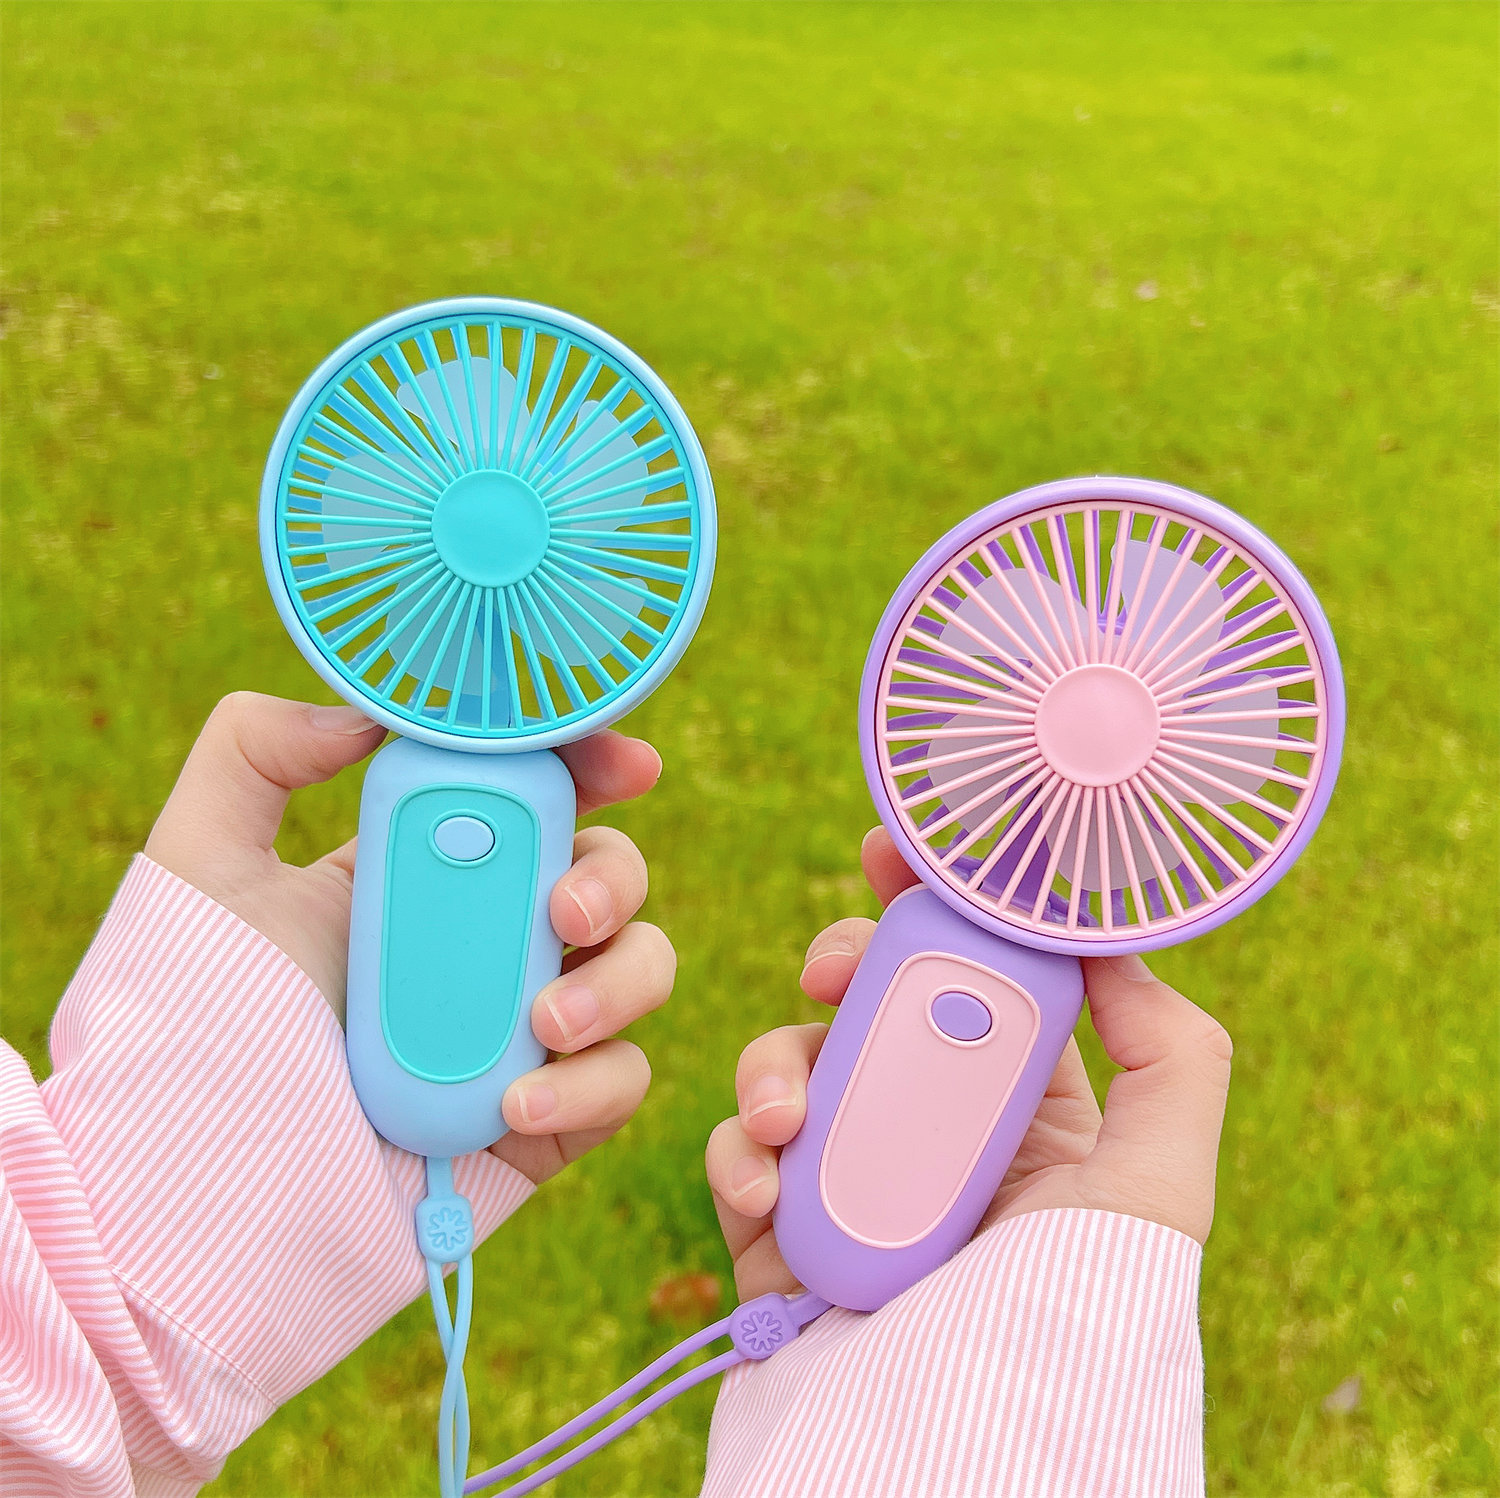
[273,311,708,740]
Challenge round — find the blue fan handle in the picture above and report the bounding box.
[345,738,576,1157]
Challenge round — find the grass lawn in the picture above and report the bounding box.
[3,3,1495,1494]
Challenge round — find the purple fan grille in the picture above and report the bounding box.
[860,478,1344,954]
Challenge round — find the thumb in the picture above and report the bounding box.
[1078,954,1233,1244]
[146,693,384,873]
[860,826,921,905]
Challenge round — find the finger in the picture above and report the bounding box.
[531,921,675,1053]
[706,1118,803,1298]
[714,1206,801,1300]
[998,1037,1102,1189]
[555,731,662,817]
[501,1038,651,1137]
[1081,954,1233,1243]
[490,1119,629,1182]
[861,826,921,906]
[550,825,649,947]
[799,917,877,1005]
[1042,1035,1104,1136]
[709,1200,801,1298]
[146,694,384,864]
[706,1116,780,1229]
[313,835,359,885]
[734,1023,826,1148]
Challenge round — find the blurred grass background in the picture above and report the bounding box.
[3,2,1495,1494]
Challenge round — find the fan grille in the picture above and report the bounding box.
[872,499,1335,943]
[269,308,709,742]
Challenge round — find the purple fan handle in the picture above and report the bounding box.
[774,886,1085,1312]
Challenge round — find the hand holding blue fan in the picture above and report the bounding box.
[259,299,716,1496]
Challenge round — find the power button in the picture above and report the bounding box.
[929,990,994,1043]
[431,814,497,864]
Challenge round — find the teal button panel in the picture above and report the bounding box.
[381,784,541,1084]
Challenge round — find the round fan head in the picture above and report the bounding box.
[260,298,715,750]
[861,477,1344,954]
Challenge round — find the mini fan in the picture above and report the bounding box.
[259,298,714,1496]
[773,476,1343,1311]
[262,297,714,1157]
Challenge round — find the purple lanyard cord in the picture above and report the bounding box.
[462,1289,833,1496]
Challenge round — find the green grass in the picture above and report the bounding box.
[3,3,1495,1494]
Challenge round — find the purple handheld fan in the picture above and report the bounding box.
[774,476,1344,1311]
[462,474,1345,1497]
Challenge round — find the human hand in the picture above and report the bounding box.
[706,828,1233,1299]
[144,691,674,1185]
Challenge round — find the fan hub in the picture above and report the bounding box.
[1034,664,1160,788]
[431,470,550,588]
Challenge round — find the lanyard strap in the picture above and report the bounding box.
[418,1156,832,1497]
[466,1288,832,1496]
[419,1157,476,1498]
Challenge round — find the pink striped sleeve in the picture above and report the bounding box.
[0,854,534,1498]
[702,1208,1205,1498]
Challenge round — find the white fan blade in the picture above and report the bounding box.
[532,401,654,666]
[1054,798,1181,893]
[922,733,1030,840]
[298,441,429,597]
[541,401,649,521]
[1169,675,1282,806]
[940,567,1089,674]
[397,357,523,459]
[403,590,519,729]
[1111,537,1228,670]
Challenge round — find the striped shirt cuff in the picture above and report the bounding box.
[702,1207,1205,1498]
[32,854,534,1487]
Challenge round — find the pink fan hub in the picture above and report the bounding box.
[1033,664,1160,788]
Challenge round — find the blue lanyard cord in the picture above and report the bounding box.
[416,1154,833,1498]
[427,1254,474,1497]
[419,1158,476,1498]
[464,1290,833,1497]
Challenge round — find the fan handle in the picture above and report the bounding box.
[344,738,576,1157]
[774,887,1083,1312]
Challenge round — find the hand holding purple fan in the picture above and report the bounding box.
[708,829,1234,1301]
[772,476,1344,1311]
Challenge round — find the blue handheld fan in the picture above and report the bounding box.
[260,298,715,1494]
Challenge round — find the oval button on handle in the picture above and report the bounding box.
[929,990,993,1043]
[432,814,497,863]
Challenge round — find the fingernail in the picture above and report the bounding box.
[802,932,854,974]
[515,1083,557,1126]
[730,1155,772,1198]
[1106,953,1155,983]
[744,1074,795,1121]
[310,704,377,734]
[566,878,613,941]
[630,737,664,779]
[544,984,600,1045]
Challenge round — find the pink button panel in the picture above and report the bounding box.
[819,953,1042,1250]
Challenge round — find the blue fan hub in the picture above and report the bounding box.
[430,470,551,588]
